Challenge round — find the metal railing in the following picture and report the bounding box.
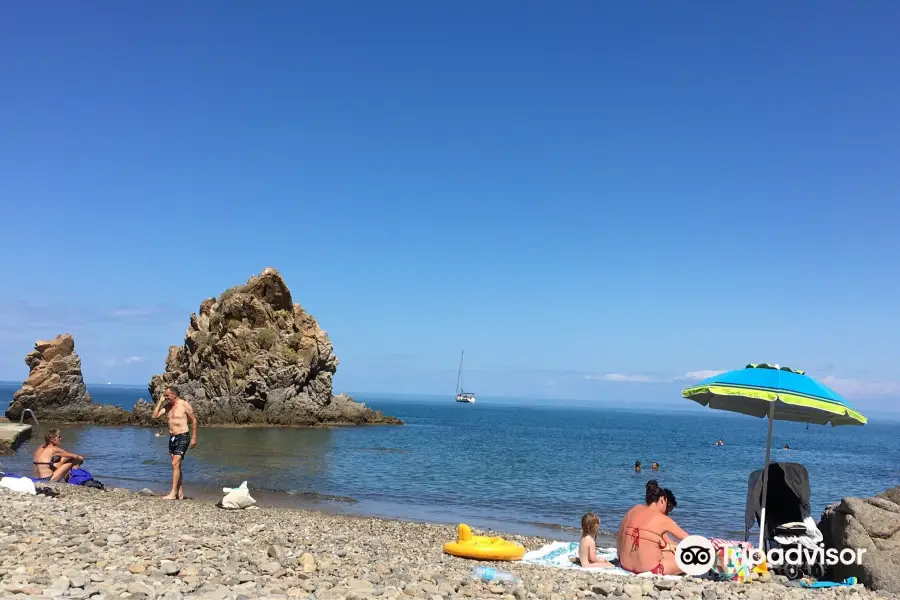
[19,409,38,426]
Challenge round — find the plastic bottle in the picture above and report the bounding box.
[472,567,520,584]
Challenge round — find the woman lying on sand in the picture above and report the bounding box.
[616,480,689,575]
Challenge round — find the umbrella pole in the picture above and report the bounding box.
[757,401,775,552]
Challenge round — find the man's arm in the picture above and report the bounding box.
[186,402,198,447]
[152,396,168,419]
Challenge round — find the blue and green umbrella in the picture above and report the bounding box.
[682,363,867,550]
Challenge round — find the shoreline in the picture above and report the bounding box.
[29,420,405,429]
[0,423,790,544]
[0,484,890,600]
[94,478,610,544]
[3,421,613,543]
[4,407,894,560]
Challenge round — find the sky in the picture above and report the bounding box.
[1,2,899,413]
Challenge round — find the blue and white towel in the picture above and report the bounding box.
[521,541,682,580]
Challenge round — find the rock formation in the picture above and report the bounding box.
[818,486,900,593]
[6,334,152,425]
[146,267,400,426]
[6,334,94,420]
[5,269,401,428]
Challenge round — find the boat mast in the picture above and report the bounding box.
[456,350,464,395]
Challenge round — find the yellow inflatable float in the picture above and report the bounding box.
[442,524,526,561]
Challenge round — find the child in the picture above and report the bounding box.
[578,512,614,568]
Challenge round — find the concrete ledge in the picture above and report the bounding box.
[0,421,33,456]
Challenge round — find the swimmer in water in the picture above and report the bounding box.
[715,439,724,446]
[651,462,660,471]
[784,444,790,450]
[635,460,642,472]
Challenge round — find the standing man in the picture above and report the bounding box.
[152,385,197,500]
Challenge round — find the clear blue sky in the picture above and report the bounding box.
[1,2,898,411]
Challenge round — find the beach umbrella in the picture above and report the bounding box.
[682,363,867,551]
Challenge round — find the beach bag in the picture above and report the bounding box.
[712,542,752,583]
[218,481,256,509]
[69,468,105,489]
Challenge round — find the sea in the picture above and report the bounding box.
[2,382,899,542]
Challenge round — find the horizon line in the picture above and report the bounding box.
[2,380,899,420]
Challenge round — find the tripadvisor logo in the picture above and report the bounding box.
[675,535,867,577]
[675,536,716,575]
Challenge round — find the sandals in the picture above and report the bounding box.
[35,486,60,498]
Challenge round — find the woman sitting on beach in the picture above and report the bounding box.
[616,480,689,575]
[32,428,83,483]
[577,513,614,568]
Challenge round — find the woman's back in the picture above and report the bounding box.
[33,444,55,478]
[616,480,688,575]
[617,506,666,572]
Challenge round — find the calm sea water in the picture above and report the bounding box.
[3,383,899,540]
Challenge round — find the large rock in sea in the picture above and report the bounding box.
[6,334,93,420]
[6,334,152,425]
[818,486,900,592]
[147,267,400,426]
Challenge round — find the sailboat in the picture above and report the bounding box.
[455,350,475,403]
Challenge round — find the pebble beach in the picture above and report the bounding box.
[1,485,895,600]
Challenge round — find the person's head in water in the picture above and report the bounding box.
[651,462,659,471]
[784,444,790,450]
[581,512,600,539]
[634,460,642,472]
[646,480,676,515]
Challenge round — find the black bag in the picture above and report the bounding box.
[83,479,105,490]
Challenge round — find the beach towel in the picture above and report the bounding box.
[799,577,857,588]
[0,476,37,495]
[1,468,104,489]
[773,517,823,551]
[521,541,681,580]
[66,468,105,489]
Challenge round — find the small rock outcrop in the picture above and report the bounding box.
[818,486,900,592]
[147,267,400,426]
[6,334,150,425]
[6,334,93,420]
